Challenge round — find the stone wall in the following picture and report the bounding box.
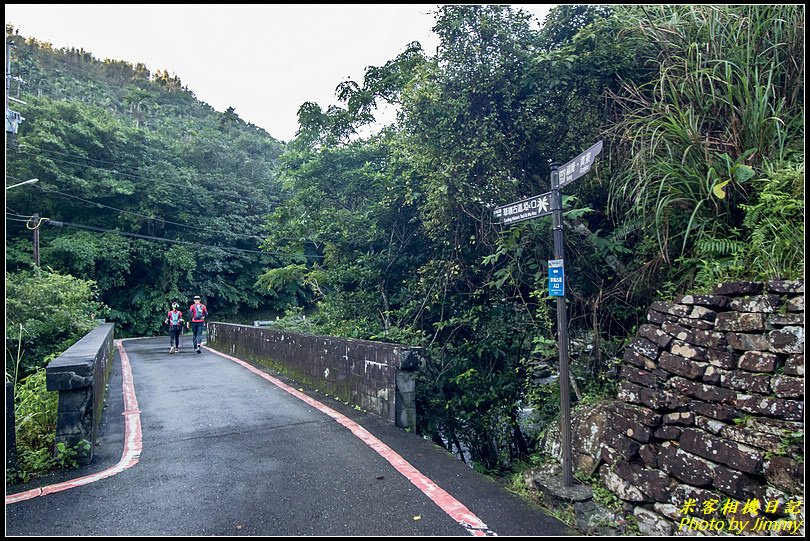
[45,322,115,464]
[7,381,17,470]
[207,323,423,429]
[552,281,804,534]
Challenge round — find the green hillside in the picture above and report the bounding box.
[6,23,289,344]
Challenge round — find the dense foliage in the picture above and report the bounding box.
[5,269,103,483]
[6,25,287,339]
[8,367,90,484]
[5,268,107,379]
[5,5,804,473]
[606,5,805,294]
[262,5,804,470]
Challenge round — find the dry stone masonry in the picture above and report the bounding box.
[545,281,804,535]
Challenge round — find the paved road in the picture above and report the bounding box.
[6,337,571,536]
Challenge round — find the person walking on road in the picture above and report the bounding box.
[188,295,208,354]
[164,302,185,354]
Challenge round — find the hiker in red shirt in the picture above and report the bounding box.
[164,302,185,354]
[188,295,208,354]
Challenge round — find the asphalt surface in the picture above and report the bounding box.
[6,337,571,536]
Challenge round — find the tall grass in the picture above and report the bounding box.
[606,5,804,289]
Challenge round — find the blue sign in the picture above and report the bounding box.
[548,259,565,297]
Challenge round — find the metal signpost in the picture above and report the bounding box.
[492,142,602,487]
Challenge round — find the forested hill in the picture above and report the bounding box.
[5,23,289,335]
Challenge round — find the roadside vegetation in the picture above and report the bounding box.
[5,5,803,482]
[6,269,104,483]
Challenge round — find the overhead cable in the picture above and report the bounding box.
[41,219,323,259]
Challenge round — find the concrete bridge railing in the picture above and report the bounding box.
[208,323,423,430]
[45,322,115,464]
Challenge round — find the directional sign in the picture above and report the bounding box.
[548,259,565,297]
[557,140,603,188]
[493,191,553,225]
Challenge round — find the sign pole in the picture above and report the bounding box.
[493,141,602,489]
[550,162,573,487]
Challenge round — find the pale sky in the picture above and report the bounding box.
[5,4,553,142]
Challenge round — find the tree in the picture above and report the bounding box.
[122,85,152,128]
[5,269,108,380]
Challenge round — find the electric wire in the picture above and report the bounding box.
[7,174,270,240]
[35,184,215,234]
[38,219,323,259]
[6,211,35,219]
[13,144,288,199]
[18,142,123,168]
[6,175,305,257]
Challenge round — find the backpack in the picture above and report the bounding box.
[192,304,206,320]
[169,310,182,326]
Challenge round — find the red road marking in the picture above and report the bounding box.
[6,340,142,505]
[7,341,495,536]
[206,346,495,537]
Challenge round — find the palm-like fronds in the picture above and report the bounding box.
[742,163,805,279]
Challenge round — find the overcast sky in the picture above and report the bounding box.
[6,4,553,142]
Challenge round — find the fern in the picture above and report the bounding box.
[740,163,804,280]
[695,237,746,257]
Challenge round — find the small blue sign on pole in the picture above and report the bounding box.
[548,259,565,297]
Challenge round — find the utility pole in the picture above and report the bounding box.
[5,38,11,113]
[6,37,12,138]
[6,37,24,136]
[31,213,41,266]
[7,37,37,266]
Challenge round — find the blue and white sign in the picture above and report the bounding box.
[548,259,565,297]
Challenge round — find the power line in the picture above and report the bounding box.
[41,219,324,259]
[8,174,270,240]
[35,184,215,234]
[9,149,285,236]
[15,147,154,182]
[7,214,322,258]
[13,143,288,199]
[6,209,35,219]
[18,142,123,168]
